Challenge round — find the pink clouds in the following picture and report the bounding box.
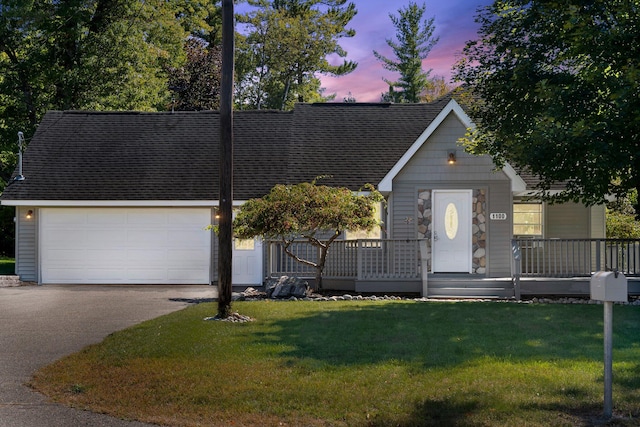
[320,0,492,102]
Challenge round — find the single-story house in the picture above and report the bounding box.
[0,97,606,293]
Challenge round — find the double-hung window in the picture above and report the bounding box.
[513,203,543,237]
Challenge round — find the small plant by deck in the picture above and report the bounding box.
[31,301,640,427]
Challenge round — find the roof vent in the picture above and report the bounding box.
[14,131,25,181]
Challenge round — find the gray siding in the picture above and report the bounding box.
[546,202,594,239]
[486,181,513,276]
[590,205,606,239]
[390,112,513,277]
[15,206,37,282]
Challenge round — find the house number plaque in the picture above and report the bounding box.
[490,213,507,220]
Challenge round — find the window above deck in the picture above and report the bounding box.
[513,202,543,237]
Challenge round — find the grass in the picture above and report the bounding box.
[31,300,640,426]
[0,256,15,275]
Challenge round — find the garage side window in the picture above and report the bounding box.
[513,203,543,237]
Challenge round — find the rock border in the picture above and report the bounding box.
[236,287,640,306]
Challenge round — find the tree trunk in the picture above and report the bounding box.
[218,0,234,318]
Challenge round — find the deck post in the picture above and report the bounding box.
[357,240,363,281]
[511,239,522,300]
[419,239,429,297]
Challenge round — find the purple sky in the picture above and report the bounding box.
[235,0,493,102]
[319,0,493,102]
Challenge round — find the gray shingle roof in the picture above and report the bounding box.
[0,98,454,201]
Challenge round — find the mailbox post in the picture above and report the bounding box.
[590,271,628,420]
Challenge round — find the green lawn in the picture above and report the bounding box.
[31,300,640,426]
[0,257,15,275]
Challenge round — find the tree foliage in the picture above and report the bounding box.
[0,0,203,184]
[454,0,640,214]
[374,2,439,103]
[168,39,222,111]
[235,0,357,110]
[233,180,384,289]
[606,190,640,238]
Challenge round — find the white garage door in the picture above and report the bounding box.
[40,208,211,284]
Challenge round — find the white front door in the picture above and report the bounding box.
[232,237,263,285]
[432,190,472,273]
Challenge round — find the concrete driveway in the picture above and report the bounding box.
[0,284,217,427]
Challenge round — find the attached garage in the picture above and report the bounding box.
[39,208,212,284]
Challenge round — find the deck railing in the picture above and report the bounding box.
[266,239,422,281]
[512,238,640,278]
[267,238,640,287]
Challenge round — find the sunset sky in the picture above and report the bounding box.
[238,0,493,102]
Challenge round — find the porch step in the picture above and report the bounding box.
[427,287,515,299]
[426,275,515,299]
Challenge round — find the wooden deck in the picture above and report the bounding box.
[266,239,640,299]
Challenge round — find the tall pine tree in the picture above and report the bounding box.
[374,2,439,103]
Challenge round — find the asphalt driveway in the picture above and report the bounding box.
[0,284,217,427]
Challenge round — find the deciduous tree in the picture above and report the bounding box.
[233,180,383,290]
[454,0,640,215]
[235,0,357,110]
[0,0,191,181]
[168,39,222,111]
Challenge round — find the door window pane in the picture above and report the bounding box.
[444,203,459,240]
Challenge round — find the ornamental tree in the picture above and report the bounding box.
[233,180,384,290]
[453,0,640,215]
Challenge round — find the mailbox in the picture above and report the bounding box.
[590,271,628,302]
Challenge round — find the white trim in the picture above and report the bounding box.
[377,98,527,195]
[0,200,249,207]
[503,163,527,193]
[378,99,469,193]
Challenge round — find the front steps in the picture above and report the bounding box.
[426,274,515,299]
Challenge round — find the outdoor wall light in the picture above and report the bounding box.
[26,209,34,219]
[447,150,456,164]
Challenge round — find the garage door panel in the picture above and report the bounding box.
[85,252,127,268]
[127,230,169,247]
[84,269,125,281]
[126,268,168,281]
[87,212,127,225]
[44,229,86,247]
[167,269,209,282]
[127,211,167,225]
[168,230,209,247]
[44,249,88,264]
[45,268,122,282]
[168,250,209,267]
[87,230,127,247]
[44,211,88,225]
[168,210,210,224]
[126,249,167,265]
[40,208,211,284]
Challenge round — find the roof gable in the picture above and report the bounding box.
[377,99,526,193]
